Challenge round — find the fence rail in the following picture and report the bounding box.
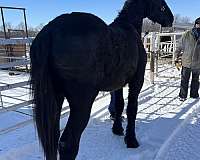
[0,38,33,45]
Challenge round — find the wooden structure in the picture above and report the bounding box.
[0,6,29,65]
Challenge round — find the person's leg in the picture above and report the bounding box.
[108,91,116,118]
[108,88,123,119]
[111,88,124,135]
[179,67,191,99]
[190,70,199,98]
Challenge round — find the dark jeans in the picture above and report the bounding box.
[108,88,124,115]
[179,67,200,98]
[108,92,116,114]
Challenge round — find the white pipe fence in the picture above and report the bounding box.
[143,32,185,83]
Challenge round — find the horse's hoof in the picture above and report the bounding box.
[58,141,76,160]
[124,136,139,148]
[112,121,124,136]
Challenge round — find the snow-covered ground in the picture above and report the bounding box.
[0,63,200,160]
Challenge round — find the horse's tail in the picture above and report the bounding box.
[30,34,60,160]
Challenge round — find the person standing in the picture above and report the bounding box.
[175,17,200,101]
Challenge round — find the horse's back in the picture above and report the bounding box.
[45,12,108,35]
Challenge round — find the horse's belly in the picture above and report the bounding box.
[96,61,136,91]
[97,77,127,91]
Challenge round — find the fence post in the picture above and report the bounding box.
[150,51,155,84]
[155,34,160,77]
[150,32,156,84]
[172,34,177,63]
[0,91,3,108]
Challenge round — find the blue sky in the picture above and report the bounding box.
[0,0,199,27]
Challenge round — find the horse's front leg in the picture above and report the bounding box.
[125,80,140,148]
[125,55,147,148]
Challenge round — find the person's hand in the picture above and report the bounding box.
[197,38,200,44]
[174,58,181,71]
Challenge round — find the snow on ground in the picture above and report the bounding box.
[155,100,200,160]
[0,64,200,160]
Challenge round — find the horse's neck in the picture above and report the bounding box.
[132,21,143,35]
[110,1,145,36]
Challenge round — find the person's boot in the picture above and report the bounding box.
[179,96,186,101]
[112,118,124,136]
[190,93,199,99]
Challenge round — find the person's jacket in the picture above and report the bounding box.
[174,30,200,70]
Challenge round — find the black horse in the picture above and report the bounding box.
[108,0,173,148]
[30,0,173,160]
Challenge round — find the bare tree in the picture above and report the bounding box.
[35,23,45,32]
[174,14,181,24]
[174,14,192,24]
[181,16,192,23]
[16,22,25,30]
[0,22,13,31]
[0,25,3,31]
[28,26,38,37]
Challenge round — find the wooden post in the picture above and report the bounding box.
[150,32,156,84]
[172,34,177,62]
[155,34,160,77]
[0,6,30,71]
[155,51,159,77]
[150,51,155,84]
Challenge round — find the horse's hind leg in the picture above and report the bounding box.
[58,82,98,160]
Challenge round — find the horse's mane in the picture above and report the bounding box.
[114,0,137,22]
[112,0,144,33]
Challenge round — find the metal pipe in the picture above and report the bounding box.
[23,9,29,38]
[23,9,29,71]
[0,6,25,10]
[0,8,7,38]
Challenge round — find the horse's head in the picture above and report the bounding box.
[145,0,174,27]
